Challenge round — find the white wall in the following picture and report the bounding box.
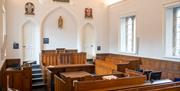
[5,0,109,59]
[43,8,77,49]
[108,0,180,60]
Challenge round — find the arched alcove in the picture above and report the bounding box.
[80,23,96,59]
[41,7,77,50]
[21,21,40,63]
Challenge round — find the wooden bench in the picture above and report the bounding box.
[95,58,141,75]
[0,59,32,91]
[46,64,95,91]
[42,52,87,66]
[73,73,145,91]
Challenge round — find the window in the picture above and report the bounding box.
[173,7,180,56]
[165,6,180,58]
[120,16,136,54]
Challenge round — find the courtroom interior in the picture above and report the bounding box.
[0,0,180,91]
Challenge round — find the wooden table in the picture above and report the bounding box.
[60,71,92,79]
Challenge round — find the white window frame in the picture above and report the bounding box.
[119,15,137,54]
[164,3,180,59]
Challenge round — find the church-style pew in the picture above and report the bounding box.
[73,72,145,91]
[95,57,141,75]
[46,64,95,91]
[5,66,32,91]
[53,69,143,91]
[94,82,177,91]
[54,75,66,91]
[0,59,32,91]
[96,53,180,80]
[41,51,87,90]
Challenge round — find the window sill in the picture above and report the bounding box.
[164,56,180,60]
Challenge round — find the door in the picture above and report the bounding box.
[82,23,96,59]
[22,22,38,62]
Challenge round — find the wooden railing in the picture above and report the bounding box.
[0,59,32,91]
[54,75,66,91]
[95,58,141,75]
[42,52,87,66]
[46,64,95,91]
[5,66,32,91]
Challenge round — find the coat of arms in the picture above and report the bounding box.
[25,2,35,15]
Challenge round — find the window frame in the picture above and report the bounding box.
[164,4,180,59]
[119,15,137,54]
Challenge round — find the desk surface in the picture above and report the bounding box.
[60,71,92,79]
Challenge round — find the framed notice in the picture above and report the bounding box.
[43,38,49,44]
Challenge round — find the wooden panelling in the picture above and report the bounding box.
[97,53,180,80]
[54,75,66,91]
[45,64,95,91]
[42,53,87,66]
[74,76,146,91]
[5,66,32,91]
[95,57,141,75]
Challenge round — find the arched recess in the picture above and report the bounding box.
[40,6,78,50]
[21,20,40,63]
[80,23,96,59]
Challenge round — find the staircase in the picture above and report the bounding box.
[32,64,46,91]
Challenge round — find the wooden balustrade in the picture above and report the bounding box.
[54,75,66,91]
[96,53,180,80]
[74,74,145,91]
[46,64,95,91]
[42,52,87,66]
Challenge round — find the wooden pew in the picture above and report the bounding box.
[54,75,66,91]
[0,59,32,91]
[46,64,95,91]
[149,85,180,91]
[96,53,180,80]
[95,58,141,75]
[5,66,32,91]
[88,80,178,91]
[74,75,146,91]
[72,52,86,64]
[42,54,58,66]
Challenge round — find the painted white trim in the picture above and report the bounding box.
[163,3,180,59]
